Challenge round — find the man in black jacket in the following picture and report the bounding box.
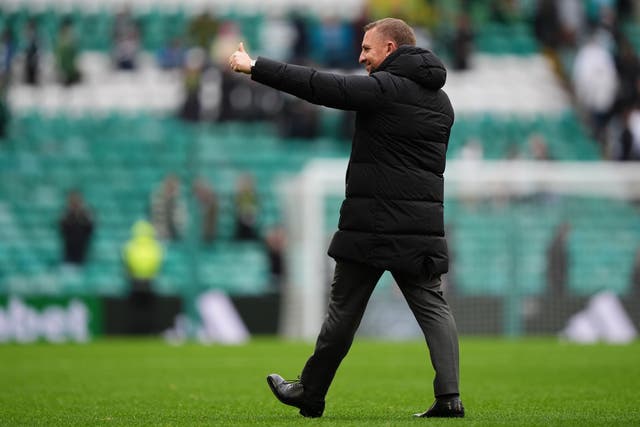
[230,18,463,419]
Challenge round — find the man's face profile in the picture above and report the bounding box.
[359,27,395,74]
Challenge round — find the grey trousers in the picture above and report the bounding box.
[300,260,460,401]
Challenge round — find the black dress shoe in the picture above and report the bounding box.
[414,396,465,418]
[266,374,325,418]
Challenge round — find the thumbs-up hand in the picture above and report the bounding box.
[229,42,253,74]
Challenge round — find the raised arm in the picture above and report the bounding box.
[228,43,384,111]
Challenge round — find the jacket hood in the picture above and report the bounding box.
[374,45,446,90]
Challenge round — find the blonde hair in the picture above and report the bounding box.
[363,18,416,46]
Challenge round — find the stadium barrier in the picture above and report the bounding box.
[0,293,280,343]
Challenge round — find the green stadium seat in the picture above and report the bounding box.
[3,111,636,300]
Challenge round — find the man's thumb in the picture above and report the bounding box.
[239,42,246,52]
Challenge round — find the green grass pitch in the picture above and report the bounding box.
[1,337,639,426]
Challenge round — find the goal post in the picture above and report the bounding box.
[279,160,640,341]
[278,160,347,340]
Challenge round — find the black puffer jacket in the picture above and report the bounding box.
[252,46,454,276]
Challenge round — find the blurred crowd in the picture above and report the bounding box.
[58,170,286,295]
[0,1,639,157]
[532,0,640,160]
[2,1,640,296]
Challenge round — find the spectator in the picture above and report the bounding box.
[0,26,9,135]
[122,220,164,334]
[157,36,186,70]
[264,224,286,290]
[290,12,311,64]
[112,6,141,71]
[192,178,219,244]
[591,4,618,52]
[233,174,260,240]
[55,19,81,86]
[0,78,8,140]
[179,48,205,122]
[122,220,164,298]
[546,222,571,296]
[534,0,563,51]
[259,13,295,62]
[188,11,219,51]
[316,17,354,69]
[557,0,586,47]
[616,0,635,23]
[450,13,474,71]
[23,19,41,85]
[59,190,94,266]
[150,174,187,241]
[0,29,16,87]
[617,106,640,161]
[613,38,640,111]
[572,30,619,143]
[631,247,640,296]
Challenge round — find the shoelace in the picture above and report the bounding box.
[284,377,304,391]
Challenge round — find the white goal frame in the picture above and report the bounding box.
[279,159,640,340]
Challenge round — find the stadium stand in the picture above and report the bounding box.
[1,1,639,337]
[447,196,640,297]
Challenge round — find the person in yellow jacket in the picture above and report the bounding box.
[122,220,164,297]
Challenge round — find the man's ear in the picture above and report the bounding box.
[386,40,398,56]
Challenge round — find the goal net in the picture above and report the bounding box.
[279,159,640,340]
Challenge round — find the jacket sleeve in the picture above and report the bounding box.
[251,57,385,111]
